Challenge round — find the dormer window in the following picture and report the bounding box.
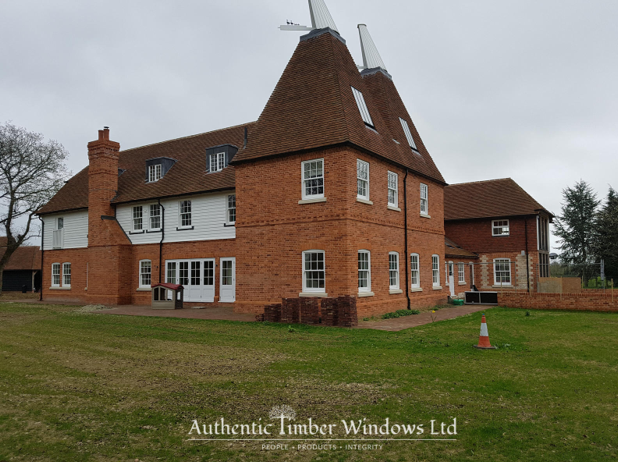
[351,87,374,128]
[210,153,225,173]
[206,144,239,174]
[148,164,162,183]
[145,157,176,183]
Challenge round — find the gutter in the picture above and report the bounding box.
[403,169,411,310]
[525,219,530,292]
[158,199,165,284]
[39,217,44,301]
[230,141,448,187]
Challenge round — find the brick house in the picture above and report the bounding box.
[36,2,551,316]
[444,178,553,295]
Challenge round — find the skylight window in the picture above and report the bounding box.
[399,118,418,150]
[351,87,374,127]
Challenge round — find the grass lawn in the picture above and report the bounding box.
[0,303,617,461]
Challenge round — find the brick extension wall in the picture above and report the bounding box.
[498,291,618,312]
[234,146,449,317]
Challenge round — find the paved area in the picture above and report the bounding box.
[356,305,489,332]
[95,305,257,322]
[2,296,491,330]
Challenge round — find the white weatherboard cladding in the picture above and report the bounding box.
[309,0,339,32]
[358,24,386,71]
[42,211,89,250]
[116,193,235,245]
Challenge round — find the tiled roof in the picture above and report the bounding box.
[231,30,445,184]
[445,237,478,259]
[0,239,42,271]
[38,123,254,214]
[444,178,552,221]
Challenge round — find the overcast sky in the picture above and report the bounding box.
[2,0,617,252]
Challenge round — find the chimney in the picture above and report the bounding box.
[87,127,120,246]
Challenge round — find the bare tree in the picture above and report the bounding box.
[0,122,70,294]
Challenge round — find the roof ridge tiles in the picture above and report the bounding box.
[120,121,256,154]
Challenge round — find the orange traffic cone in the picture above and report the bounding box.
[474,314,497,349]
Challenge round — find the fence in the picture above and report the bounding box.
[541,262,614,294]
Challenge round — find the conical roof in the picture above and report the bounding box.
[232,30,445,184]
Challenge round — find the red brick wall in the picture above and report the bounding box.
[129,240,236,305]
[42,249,90,303]
[235,146,448,316]
[499,291,618,312]
[445,216,538,255]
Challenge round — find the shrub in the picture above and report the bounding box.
[381,309,420,319]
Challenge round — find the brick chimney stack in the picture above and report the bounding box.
[88,127,120,246]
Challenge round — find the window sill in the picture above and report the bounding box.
[458,282,467,286]
[299,197,327,205]
[410,287,423,292]
[356,198,373,205]
[176,226,194,231]
[223,223,236,227]
[433,286,443,291]
[492,235,510,237]
[389,289,403,295]
[49,286,71,291]
[420,213,431,219]
[492,285,513,288]
[387,205,401,212]
[137,287,152,292]
[299,292,328,298]
[130,230,145,235]
[146,229,162,234]
[358,291,375,298]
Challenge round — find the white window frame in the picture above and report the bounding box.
[139,260,152,288]
[210,152,225,173]
[387,171,398,208]
[358,250,371,293]
[302,250,325,293]
[492,219,510,236]
[148,164,162,183]
[149,204,161,231]
[458,262,465,284]
[445,262,449,286]
[301,159,325,200]
[351,87,374,127]
[51,263,61,287]
[132,206,143,231]
[62,262,71,287]
[493,258,512,286]
[420,183,429,216]
[410,253,420,289]
[399,117,418,150]
[227,194,236,225]
[389,252,400,290]
[357,159,370,201]
[166,261,177,284]
[179,200,192,228]
[432,255,441,288]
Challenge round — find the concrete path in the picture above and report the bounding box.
[356,305,489,332]
[2,296,491,331]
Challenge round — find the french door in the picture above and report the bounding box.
[166,259,215,302]
[219,258,236,303]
